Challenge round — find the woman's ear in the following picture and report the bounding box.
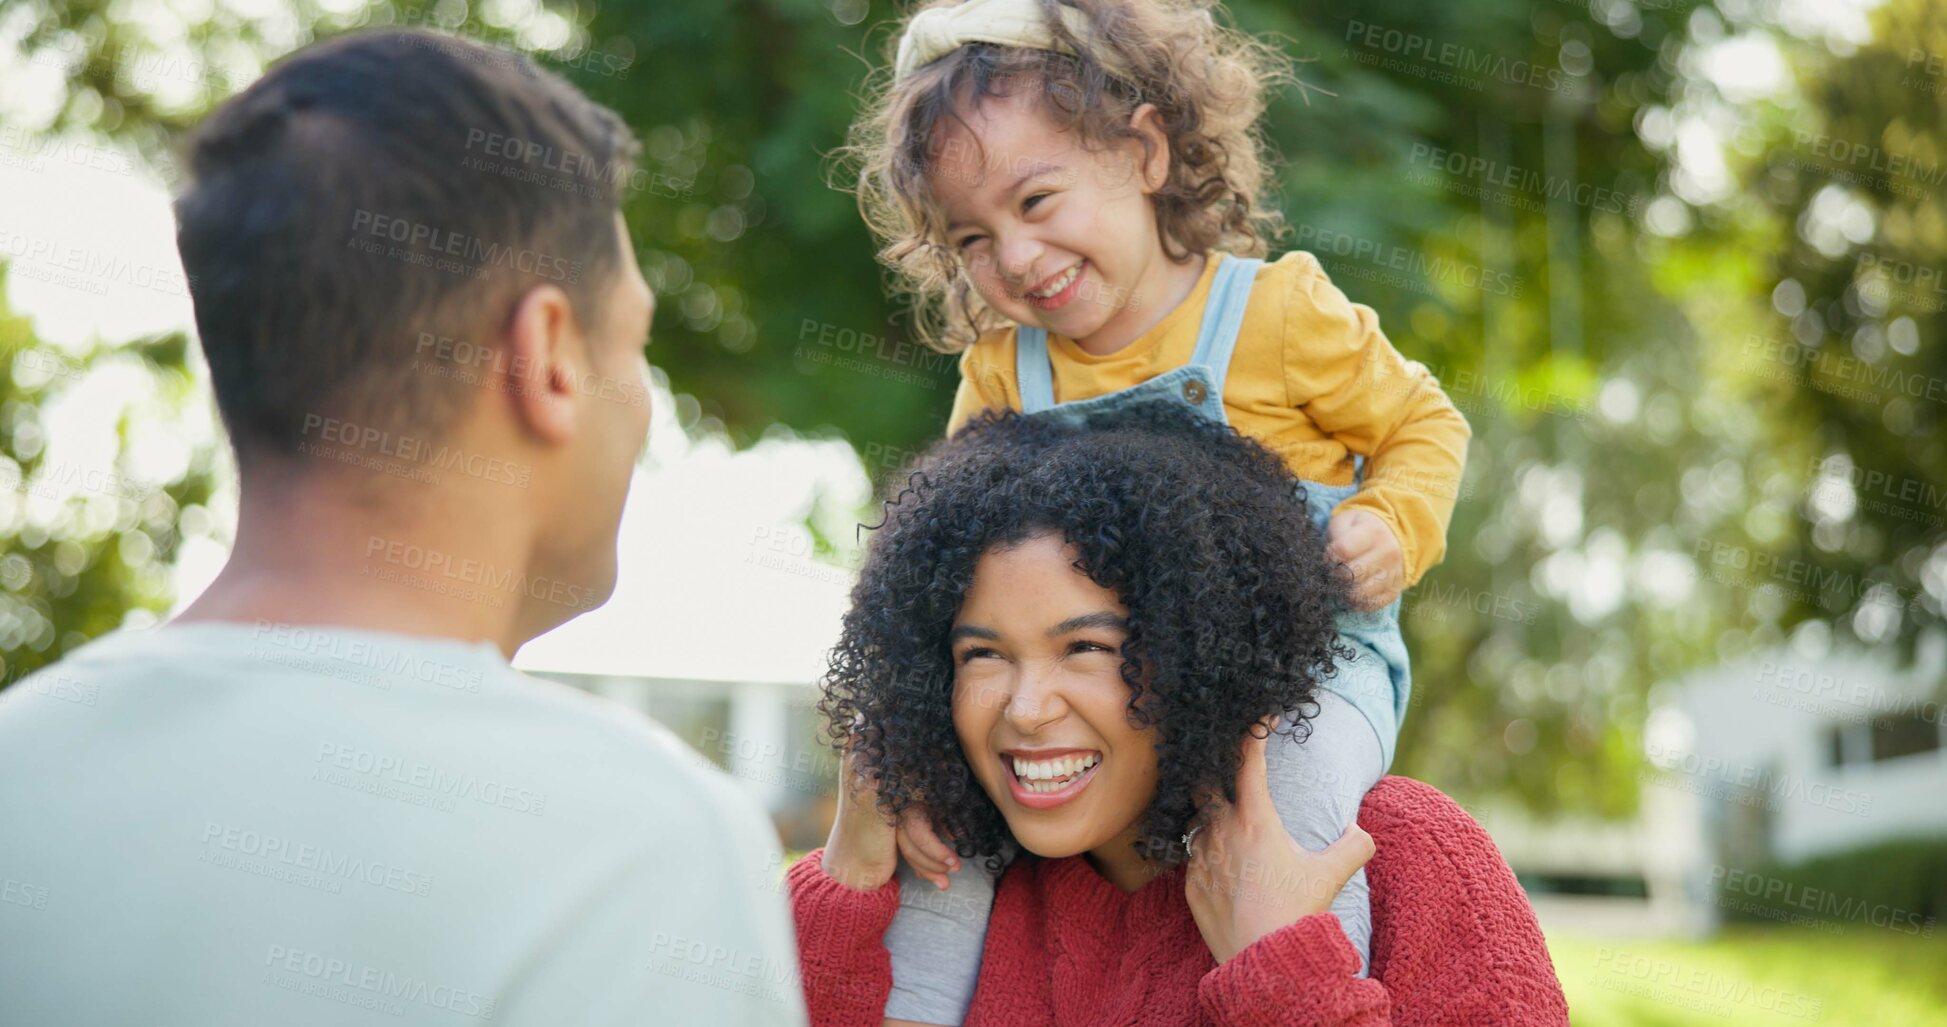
[1128,103,1170,194]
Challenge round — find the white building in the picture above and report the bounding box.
[1643,630,1947,933]
[1494,631,1947,936]
[510,423,863,850]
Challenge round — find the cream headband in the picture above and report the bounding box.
[893,0,1126,79]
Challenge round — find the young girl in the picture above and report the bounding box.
[844,1,1470,1021]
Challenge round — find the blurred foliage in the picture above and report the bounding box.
[4,0,1943,816]
[1703,0,1947,661]
[0,266,218,685]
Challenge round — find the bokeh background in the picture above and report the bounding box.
[3,0,1945,1022]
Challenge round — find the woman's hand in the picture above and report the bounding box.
[1184,717,1376,965]
[820,746,901,891]
[896,808,962,891]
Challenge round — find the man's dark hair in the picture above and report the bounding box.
[175,29,640,457]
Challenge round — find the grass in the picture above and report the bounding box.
[1548,927,1947,1026]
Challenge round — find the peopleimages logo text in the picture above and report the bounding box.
[349,209,582,285]
[300,414,532,487]
[1344,20,1569,93]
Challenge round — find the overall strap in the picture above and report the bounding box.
[1187,255,1264,388]
[1016,254,1262,414]
[1014,325,1058,414]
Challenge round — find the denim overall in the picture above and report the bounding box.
[1013,254,1411,770]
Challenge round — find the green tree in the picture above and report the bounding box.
[1705,0,1947,658]
[0,266,218,687]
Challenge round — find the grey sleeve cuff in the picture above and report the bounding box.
[880,855,998,1024]
[1263,689,1386,976]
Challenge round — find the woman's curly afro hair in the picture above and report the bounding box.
[821,401,1351,868]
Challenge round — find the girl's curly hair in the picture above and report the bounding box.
[821,402,1350,868]
[839,0,1293,353]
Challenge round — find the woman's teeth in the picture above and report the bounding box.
[1010,753,1100,792]
[1028,264,1081,299]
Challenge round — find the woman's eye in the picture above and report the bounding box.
[1023,193,1050,212]
[955,234,989,251]
[957,647,1000,664]
[1068,640,1114,656]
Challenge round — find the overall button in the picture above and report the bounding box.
[1182,379,1208,405]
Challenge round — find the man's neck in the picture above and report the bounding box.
[175,461,540,660]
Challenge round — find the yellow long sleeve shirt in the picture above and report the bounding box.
[947,250,1471,588]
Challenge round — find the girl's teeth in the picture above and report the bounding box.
[1031,265,1079,298]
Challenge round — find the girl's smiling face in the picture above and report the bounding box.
[927,90,1187,354]
[950,531,1162,890]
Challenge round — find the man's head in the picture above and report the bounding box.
[176,29,654,625]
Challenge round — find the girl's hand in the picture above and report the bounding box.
[1327,509,1406,610]
[1184,717,1375,965]
[896,808,962,891]
[820,746,901,891]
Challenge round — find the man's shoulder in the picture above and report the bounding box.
[466,667,789,860]
[494,669,745,796]
[1,623,754,825]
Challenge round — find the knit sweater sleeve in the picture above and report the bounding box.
[1360,777,1570,1026]
[787,849,903,1027]
[1198,778,1569,1026]
[1196,913,1387,1025]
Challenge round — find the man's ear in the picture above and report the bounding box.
[1129,103,1170,194]
[503,284,583,447]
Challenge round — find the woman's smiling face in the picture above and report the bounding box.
[950,531,1160,880]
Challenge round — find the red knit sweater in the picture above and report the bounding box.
[789,776,1568,1026]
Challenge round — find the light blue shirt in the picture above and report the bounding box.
[0,622,807,1026]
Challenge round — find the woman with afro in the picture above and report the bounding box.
[790,403,1566,1026]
